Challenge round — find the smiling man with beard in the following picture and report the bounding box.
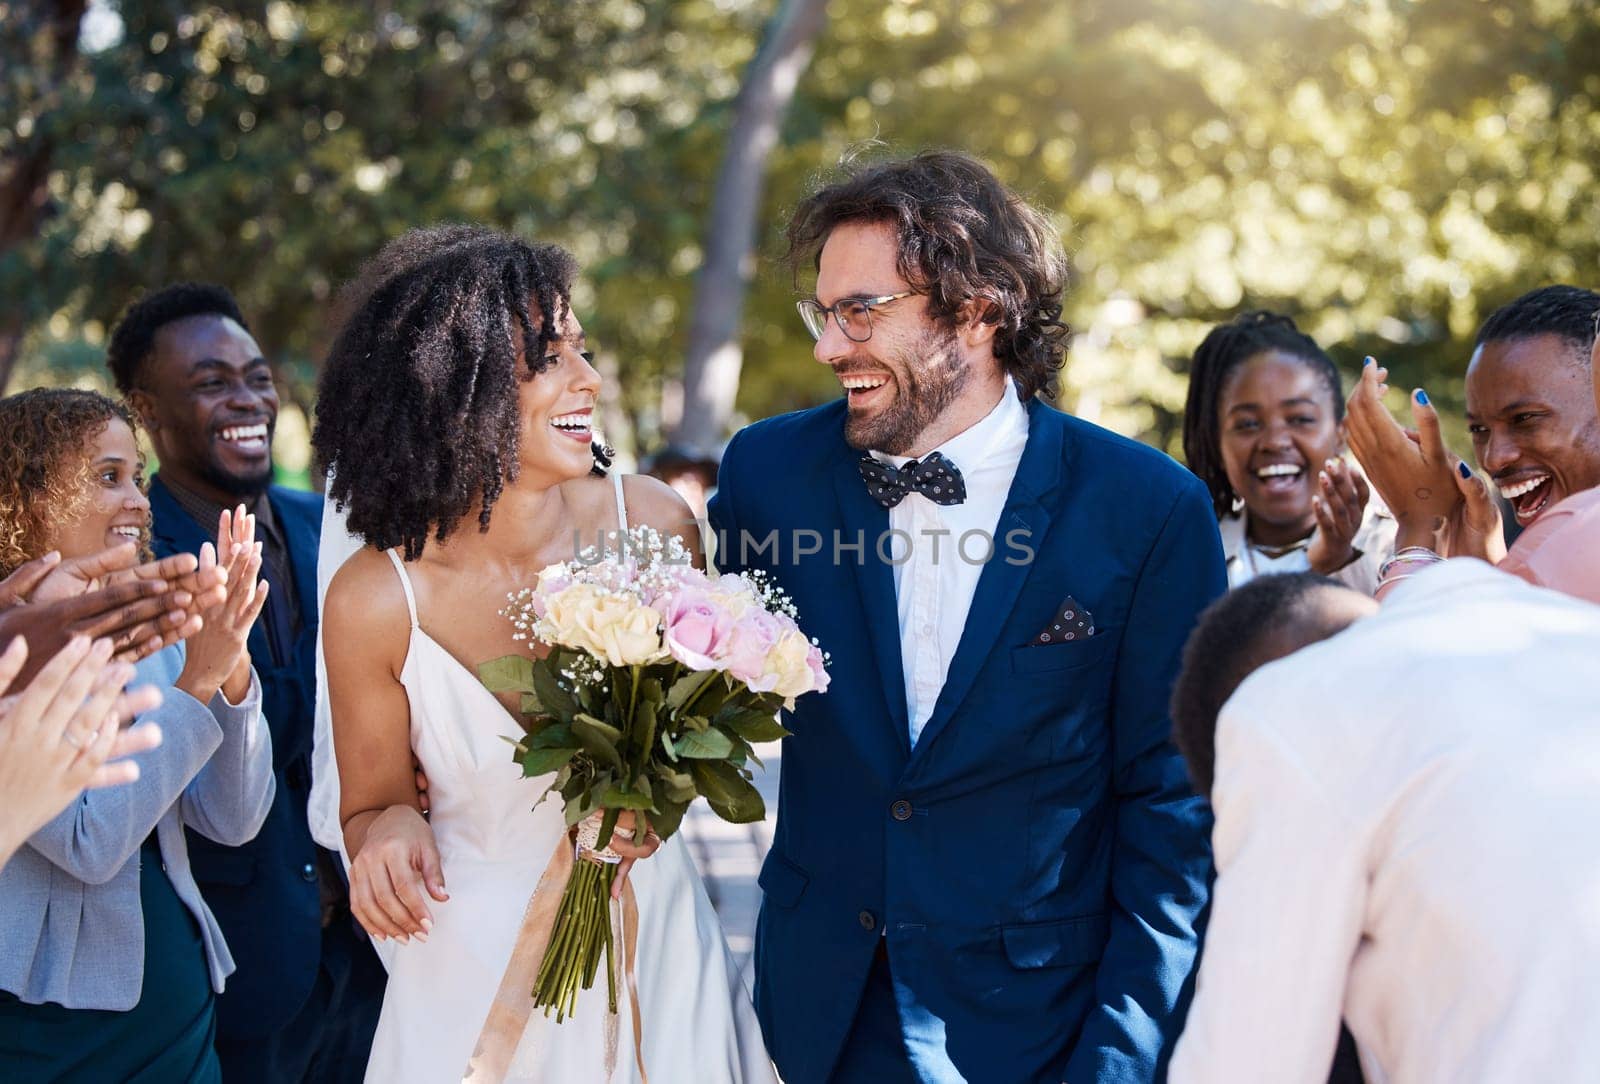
[106,284,384,1083]
[711,152,1225,1083]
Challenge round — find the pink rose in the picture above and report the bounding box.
[530,563,575,620]
[662,587,734,671]
[646,565,714,611]
[721,609,784,691]
[806,643,830,695]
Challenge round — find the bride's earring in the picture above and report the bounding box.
[590,439,615,477]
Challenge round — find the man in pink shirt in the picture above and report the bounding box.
[1348,286,1599,604]
[1484,292,1600,607]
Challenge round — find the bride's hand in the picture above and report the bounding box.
[349,805,449,943]
[610,810,662,900]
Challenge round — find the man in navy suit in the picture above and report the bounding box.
[108,285,384,1082]
[709,152,1226,1083]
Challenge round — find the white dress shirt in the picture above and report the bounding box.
[1170,559,1600,1083]
[872,379,1029,747]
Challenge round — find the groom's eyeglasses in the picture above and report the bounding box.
[796,292,915,343]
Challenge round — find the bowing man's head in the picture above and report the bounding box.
[1170,573,1376,799]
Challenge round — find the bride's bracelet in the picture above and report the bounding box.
[1377,548,1443,580]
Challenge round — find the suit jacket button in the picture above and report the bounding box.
[301,862,317,883]
[858,910,877,931]
[890,799,913,822]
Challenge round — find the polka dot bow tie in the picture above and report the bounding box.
[857,451,967,509]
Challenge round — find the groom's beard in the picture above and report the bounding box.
[843,328,969,457]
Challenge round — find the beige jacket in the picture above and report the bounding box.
[1218,501,1395,595]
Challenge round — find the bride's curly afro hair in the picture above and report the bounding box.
[312,225,606,560]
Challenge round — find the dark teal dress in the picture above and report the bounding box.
[0,834,221,1082]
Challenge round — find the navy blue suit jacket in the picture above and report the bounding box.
[709,398,1226,1083]
[148,476,333,1040]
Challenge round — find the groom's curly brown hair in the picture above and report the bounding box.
[312,225,603,560]
[786,148,1073,401]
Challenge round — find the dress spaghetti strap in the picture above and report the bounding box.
[385,549,421,629]
[610,469,629,535]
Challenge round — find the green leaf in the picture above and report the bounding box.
[574,712,622,742]
[660,731,679,762]
[560,772,589,802]
[651,765,698,803]
[673,727,735,760]
[693,678,735,718]
[665,669,719,712]
[648,799,687,841]
[680,714,709,733]
[527,724,575,750]
[565,796,596,827]
[612,665,634,708]
[600,785,654,810]
[519,693,546,716]
[690,759,766,824]
[479,655,538,694]
[572,713,624,771]
[532,658,579,718]
[520,745,579,777]
[637,676,666,708]
[577,678,605,717]
[718,707,792,743]
[596,805,622,851]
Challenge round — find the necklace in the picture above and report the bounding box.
[1250,537,1311,560]
[1239,533,1313,580]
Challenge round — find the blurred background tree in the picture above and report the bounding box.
[3,0,1596,482]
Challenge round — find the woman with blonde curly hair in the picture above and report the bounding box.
[0,387,275,1081]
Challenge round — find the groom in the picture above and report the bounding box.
[709,152,1226,1083]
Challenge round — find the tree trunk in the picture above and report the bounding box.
[672,0,828,452]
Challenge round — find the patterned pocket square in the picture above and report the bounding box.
[1031,596,1095,644]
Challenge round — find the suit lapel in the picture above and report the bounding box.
[270,490,321,635]
[909,400,1065,762]
[831,449,912,757]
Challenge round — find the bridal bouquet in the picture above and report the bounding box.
[478,525,828,1023]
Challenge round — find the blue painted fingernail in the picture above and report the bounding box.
[1364,356,1374,366]
[1459,462,1471,479]
[1415,389,1429,405]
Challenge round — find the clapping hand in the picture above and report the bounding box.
[0,635,165,861]
[176,507,269,705]
[1345,359,1463,551]
[1442,455,1507,564]
[0,545,227,683]
[1306,458,1372,574]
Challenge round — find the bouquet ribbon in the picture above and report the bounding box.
[463,833,649,1083]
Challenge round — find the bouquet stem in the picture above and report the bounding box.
[532,844,619,1021]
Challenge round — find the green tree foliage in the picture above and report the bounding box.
[5,0,1596,458]
[3,0,768,452]
[747,0,1600,451]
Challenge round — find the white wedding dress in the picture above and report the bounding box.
[312,474,774,1083]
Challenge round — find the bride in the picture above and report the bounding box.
[307,226,774,1083]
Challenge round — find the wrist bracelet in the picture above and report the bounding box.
[1377,550,1444,581]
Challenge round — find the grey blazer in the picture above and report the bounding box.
[0,643,274,1010]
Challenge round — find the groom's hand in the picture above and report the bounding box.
[348,804,448,943]
[413,756,431,817]
[609,810,662,900]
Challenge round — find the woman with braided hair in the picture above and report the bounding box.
[1182,311,1395,593]
[311,226,774,1083]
